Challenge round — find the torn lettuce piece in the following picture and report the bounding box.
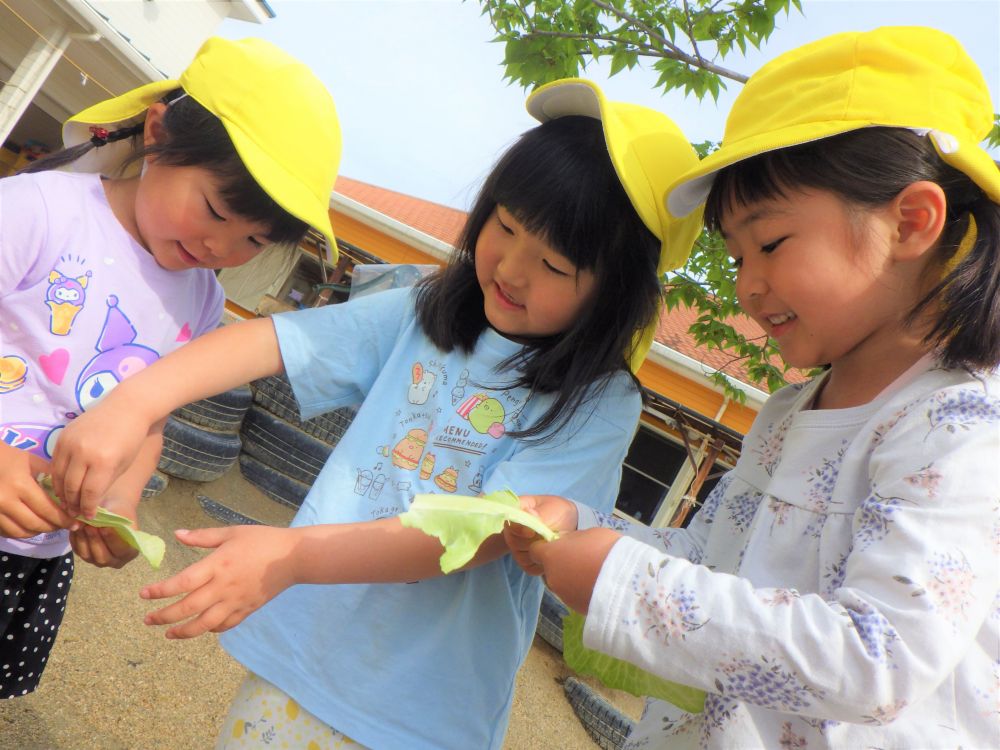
[563,611,706,713]
[37,474,166,569]
[399,489,556,573]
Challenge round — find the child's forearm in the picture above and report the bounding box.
[288,517,507,585]
[101,427,164,518]
[109,316,283,427]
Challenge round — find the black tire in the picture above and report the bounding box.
[537,588,568,652]
[249,375,356,446]
[197,495,263,526]
[173,385,252,433]
[563,676,635,750]
[238,453,310,510]
[158,415,241,482]
[141,470,169,499]
[239,405,332,485]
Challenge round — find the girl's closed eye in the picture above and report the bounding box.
[761,236,787,253]
[543,258,572,277]
[205,197,225,221]
[495,210,515,235]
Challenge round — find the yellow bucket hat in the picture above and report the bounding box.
[526,78,703,369]
[667,26,1000,219]
[63,37,342,258]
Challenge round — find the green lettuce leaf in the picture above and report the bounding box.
[399,489,556,573]
[563,611,706,713]
[37,474,165,569]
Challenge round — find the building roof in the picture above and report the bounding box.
[335,176,467,247]
[333,176,806,390]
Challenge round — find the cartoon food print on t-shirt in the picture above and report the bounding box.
[450,368,470,406]
[419,451,436,480]
[456,393,506,438]
[392,427,428,470]
[45,268,92,336]
[434,466,459,493]
[0,355,27,394]
[354,462,388,500]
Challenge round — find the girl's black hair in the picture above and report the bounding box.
[20,89,308,246]
[415,115,662,440]
[703,127,1000,370]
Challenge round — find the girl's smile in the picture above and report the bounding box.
[475,206,595,339]
[722,188,933,404]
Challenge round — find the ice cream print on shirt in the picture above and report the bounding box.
[45,265,93,336]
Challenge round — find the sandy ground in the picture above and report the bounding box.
[0,468,641,749]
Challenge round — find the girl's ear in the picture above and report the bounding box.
[891,180,947,262]
[142,102,169,149]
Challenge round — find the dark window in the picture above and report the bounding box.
[615,426,687,524]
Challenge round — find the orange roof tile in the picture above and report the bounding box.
[334,177,808,391]
[335,176,466,246]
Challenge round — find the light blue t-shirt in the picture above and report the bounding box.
[220,287,642,750]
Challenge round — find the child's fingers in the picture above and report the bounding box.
[0,514,41,539]
[26,453,51,478]
[73,526,137,568]
[145,588,217,632]
[504,521,539,540]
[140,562,211,602]
[3,489,75,537]
[77,472,114,520]
[166,601,243,640]
[172,526,231,550]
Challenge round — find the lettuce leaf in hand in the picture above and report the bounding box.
[563,611,706,714]
[399,489,556,573]
[37,474,165,569]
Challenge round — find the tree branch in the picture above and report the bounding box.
[589,0,748,82]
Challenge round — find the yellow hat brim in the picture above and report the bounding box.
[61,37,341,261]
[526,78,704,370]
[667,27,1000,218]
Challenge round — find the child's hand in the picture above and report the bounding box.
[140,525,299,639]
[526,528,622,614]
[503,494,579,576]
[0,443,78,537]
[50,406,151,519]
[70,497,140,569]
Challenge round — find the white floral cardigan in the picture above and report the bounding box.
[578,356,1000,749]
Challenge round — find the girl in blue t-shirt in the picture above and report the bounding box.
[49,79,702,748]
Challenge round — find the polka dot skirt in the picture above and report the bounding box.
[1,552,73,699]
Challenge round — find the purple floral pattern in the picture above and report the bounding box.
[726,488,763,533]
[854,492,906,551]
[711,654,824,712]
[925,387,1000,436]
[846,602,900,666]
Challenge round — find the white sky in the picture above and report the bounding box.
[220,0,1000,211]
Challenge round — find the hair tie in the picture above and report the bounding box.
[944,214,977,274]
[88,126,110,146]
[88,124,143,148]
